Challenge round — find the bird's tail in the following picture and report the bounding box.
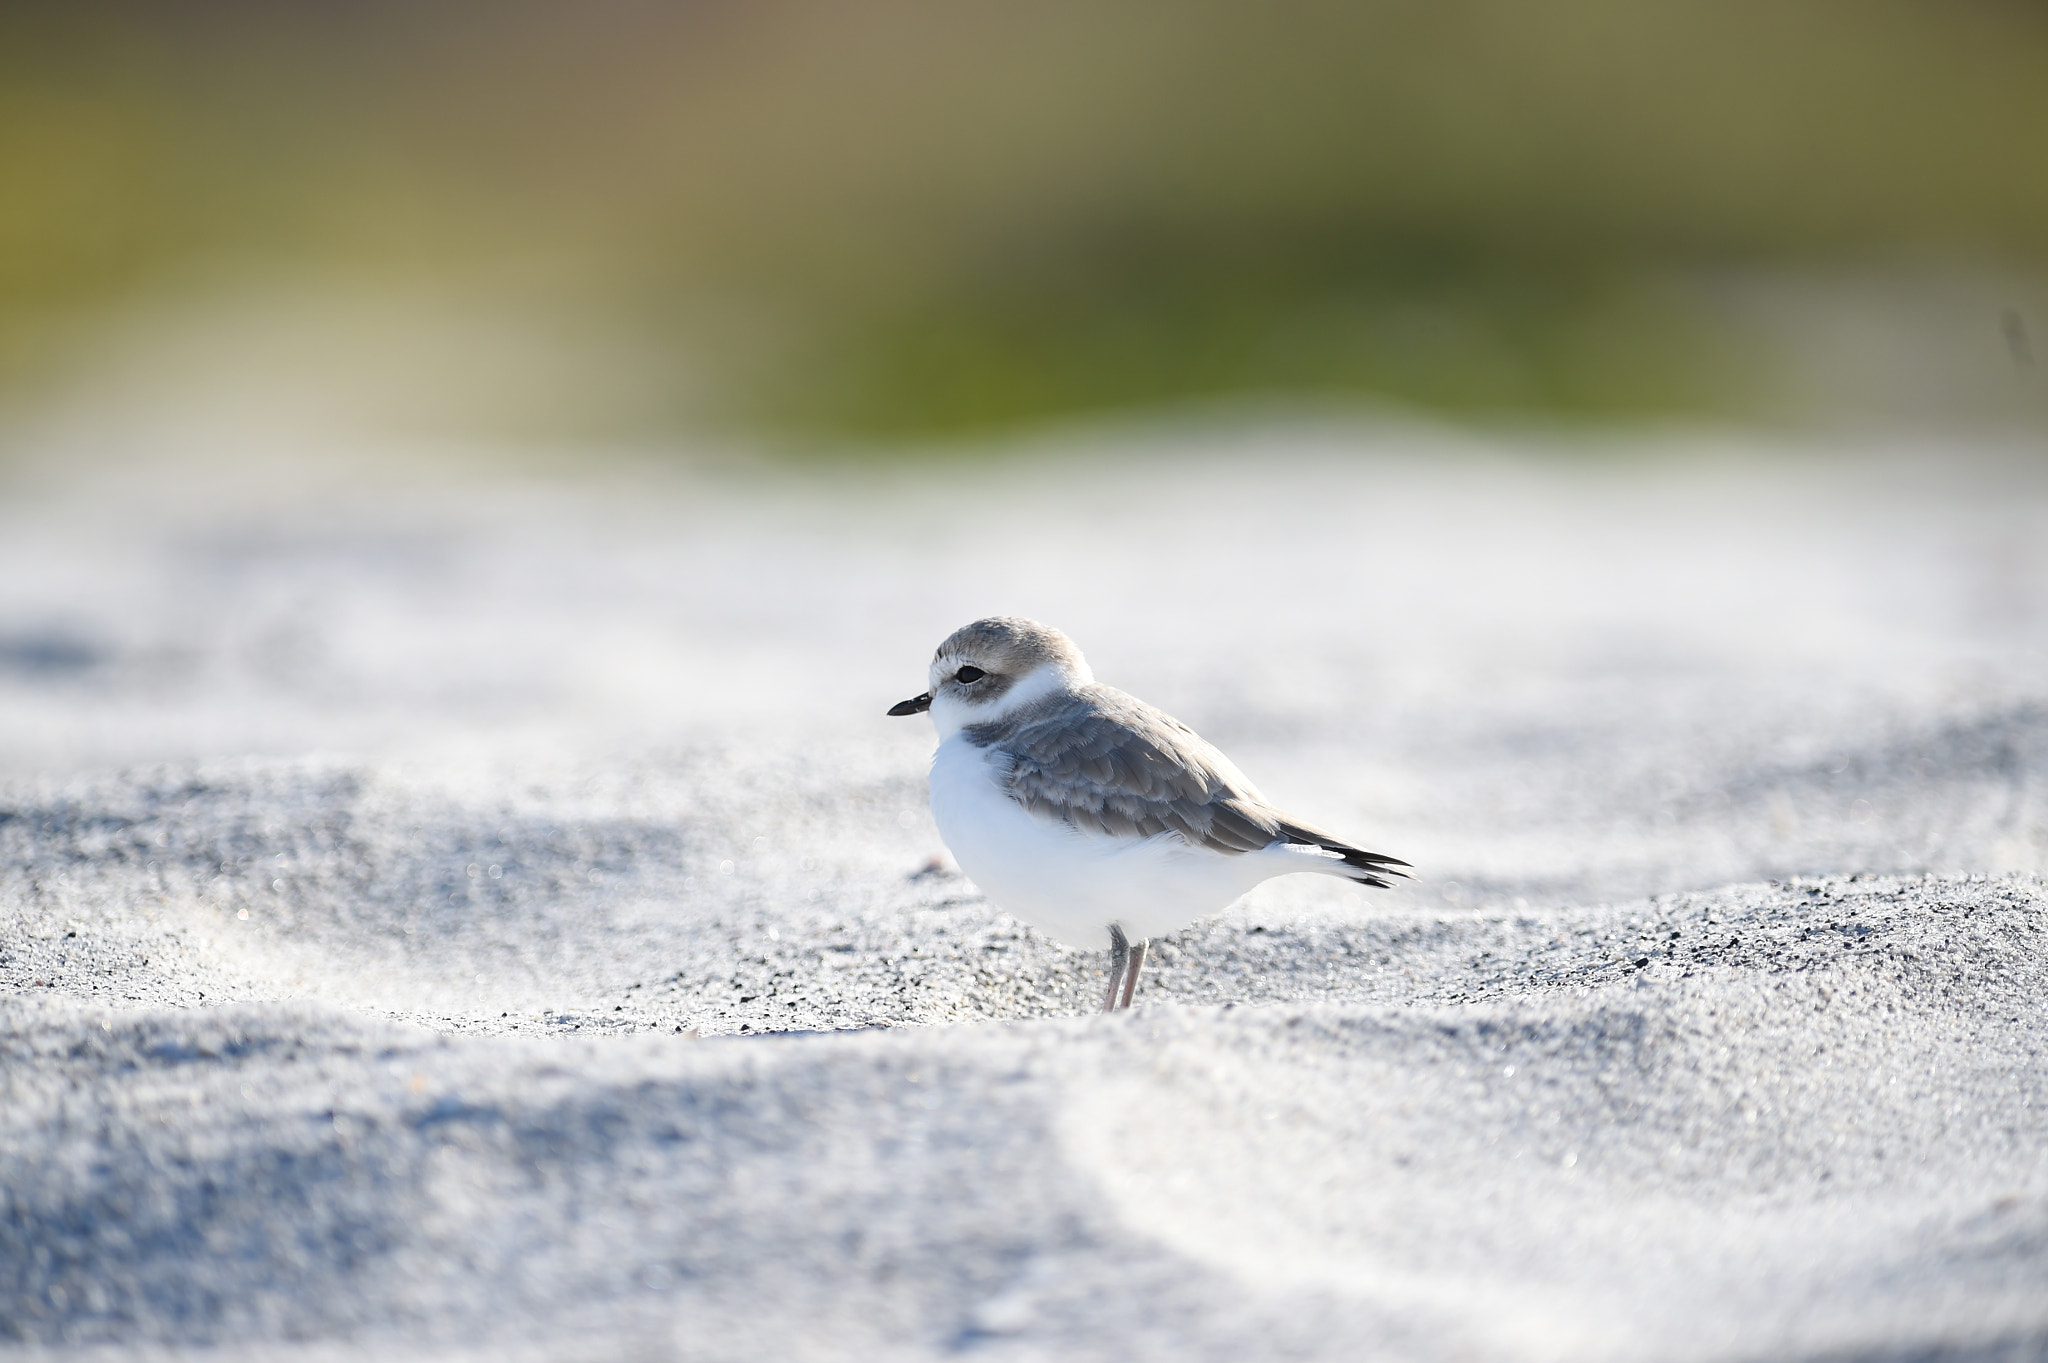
[1273,819,1411,889]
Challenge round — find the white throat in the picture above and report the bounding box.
[929,663,1085,739]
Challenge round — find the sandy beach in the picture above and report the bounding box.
[2,427,2044,1361]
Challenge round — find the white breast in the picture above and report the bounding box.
[927,734,1291,948]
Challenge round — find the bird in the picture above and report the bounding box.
[888,616,1409,1013]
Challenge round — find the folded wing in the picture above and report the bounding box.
[971,686,1410,887]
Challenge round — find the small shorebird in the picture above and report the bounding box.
[889,617,1408,1013]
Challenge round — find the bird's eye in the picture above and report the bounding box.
[955,665,986,684]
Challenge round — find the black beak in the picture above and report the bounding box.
[887,692,933,717]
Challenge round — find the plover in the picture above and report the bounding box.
[889,616,1408,1012]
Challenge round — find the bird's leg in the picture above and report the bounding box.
[1102,923,1130,1014]
[1117,937,1149,1010]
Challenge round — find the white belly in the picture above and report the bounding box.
[927,735,1288,948]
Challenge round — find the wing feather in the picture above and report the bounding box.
[964,685,1282,856]
[962,685,1412,883]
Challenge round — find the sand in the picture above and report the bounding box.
[0,424,2044,1360]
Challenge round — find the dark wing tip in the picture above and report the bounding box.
[1275,818,1412,882]
[1335,860,1404,888]
[1337,848,1412,876]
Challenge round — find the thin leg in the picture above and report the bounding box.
[1117,938,1149,1010]
[1102,923,1130,1014]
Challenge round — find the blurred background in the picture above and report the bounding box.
[4,0,2046,453]
[2,0,2046,857]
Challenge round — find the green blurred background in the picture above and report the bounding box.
[4,0,2046,449]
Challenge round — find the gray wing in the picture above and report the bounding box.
[972,687,1409,885]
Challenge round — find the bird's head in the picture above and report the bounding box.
[888,616,1093,737]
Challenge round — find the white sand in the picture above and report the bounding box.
[1,426,2044,1361]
